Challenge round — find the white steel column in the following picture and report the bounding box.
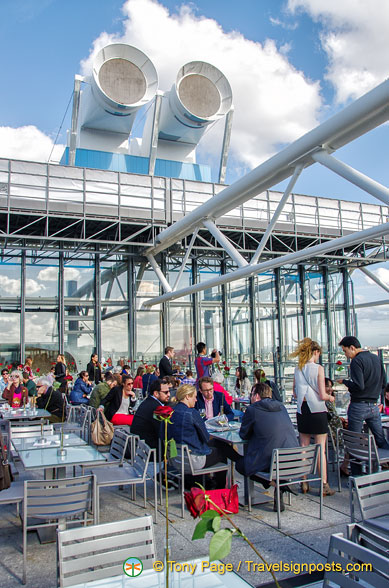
[203,219,248,267]
[251,164,303,264]
[145,78,389,256]
[142,222,389,307]
[173,229,198,291]
[146,254,172,293]
[359,267,389,294]
[312,150,389,206]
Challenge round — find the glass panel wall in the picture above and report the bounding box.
[167,305,194,367]
[306,268,328,352]
[136,311,162,364]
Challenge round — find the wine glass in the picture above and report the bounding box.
[199,408,206,420]
[218,412,229,429]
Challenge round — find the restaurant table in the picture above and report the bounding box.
[68,558,254,588]
[206,422,272,508]
[232,396,250,411]
[12,432,87,452]
[0,407,51,420]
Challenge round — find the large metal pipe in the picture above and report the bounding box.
[79,43,158,135]
[142,222,389,307]
[146,78,389,256]
[158,61,233,144]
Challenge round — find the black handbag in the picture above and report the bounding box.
[0,432,13,491]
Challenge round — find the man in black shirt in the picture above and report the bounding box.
[338,336,388,451]
[131,379,170,458]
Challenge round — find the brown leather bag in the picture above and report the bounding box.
[91,411,114,446]
[0,433,13,491]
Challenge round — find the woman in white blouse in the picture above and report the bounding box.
[291,338,335,496]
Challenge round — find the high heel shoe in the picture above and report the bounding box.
[323,482,336,496]
[300,481,310,494]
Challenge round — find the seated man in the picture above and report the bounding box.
[22,371,37,397]
[36,376,66,423]
[236,382,298,511]
[89,372,116,408]
[131,379,170,456]
[195,377,234,421]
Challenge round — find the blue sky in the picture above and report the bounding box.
[0,0,388,344]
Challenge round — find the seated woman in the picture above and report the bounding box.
[69,371,92,405]
[101,374,136,425]
[235,367,251,396]
[2,370,29,407]
[167,384,238,489]
[142,365,158,396]
[36,376,66,423]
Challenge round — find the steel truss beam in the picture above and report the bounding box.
[142,223,389,308]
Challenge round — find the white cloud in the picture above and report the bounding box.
[64,268,81,281]
[0,275,44,295]
[0,125,65,163]
[287,0,389,103]
[80,0,322,169]
[37,267,59,282]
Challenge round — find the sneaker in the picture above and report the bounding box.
[323,482,336,496]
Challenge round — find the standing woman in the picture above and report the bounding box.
[2,370,29,407]
[235,367,251,396]
[133,366,145,390]
[87,353,102,385]
[290,338,335,496]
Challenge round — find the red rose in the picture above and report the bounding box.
[184,485,239,519]
[242,361,246,364]
[222,360,226,365]
[173,361,176,365]
[51,362,56,366]
[336,361,342,365]
[64,375,73,381]
[154,405,174,420]
[103,363,107,367]
[36,368,40,373]
[153,364,156,368]
[18,365,23,370]
[225,367,230,372]
[254,360,258,364]
[0,363,2,366]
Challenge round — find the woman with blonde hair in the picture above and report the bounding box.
[290,338,335,496]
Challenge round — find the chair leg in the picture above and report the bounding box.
[319,475,323,520]
[181,473,185,519]
[143,481,147,510]
[96,486,100,525]
[22,523,27,584]
[276,484,281,529]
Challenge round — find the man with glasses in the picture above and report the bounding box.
[100,374,136,425]
[131,379,170,457]
[35,377,66,423]
[195,377,233,422]
[0,369,10,393]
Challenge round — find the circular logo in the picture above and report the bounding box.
[123,557,143,577]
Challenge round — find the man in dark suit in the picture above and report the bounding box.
[195,377,234,422]
[159,346,176,379]
[131,379,170,456]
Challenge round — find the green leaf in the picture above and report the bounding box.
[212,516,221,532]
[168,438,177,459]
[200,510,220,520]
[209,529,233,561]
[192,517,214,540]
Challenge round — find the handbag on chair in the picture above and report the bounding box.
[0,433,13,491]
[91,411,114,446]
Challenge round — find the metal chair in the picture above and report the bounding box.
[336,428,389,491]
[22,474,97,585]
[89,439,158,523]
[82,428,132,473]
[171,443,232,519]
[10,423,54,438]
[57,514,156,587]
[349,470,389,535]
[324,532,389,587]
[54,404,90,441]
[248,444,322,529]
[347,522,389,557]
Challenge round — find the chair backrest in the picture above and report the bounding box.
[108,429,130,463]
[133,439,153,479]
[0,420,11,456]
[350,470,389,522]
[11,423,54,438]
[24,474,96,522]
[324,533,389,587]
[347,522,389,560]
[268,445,320,481]
[338,429,377,473]
[58,515,155,587]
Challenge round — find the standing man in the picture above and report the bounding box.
[131,379,170,455]
[159,346,176,379]
[194,342,220,383]
[338,336,389,450]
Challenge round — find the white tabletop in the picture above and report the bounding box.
[68,558,254,588]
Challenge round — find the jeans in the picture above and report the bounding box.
[347,402,389,474]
